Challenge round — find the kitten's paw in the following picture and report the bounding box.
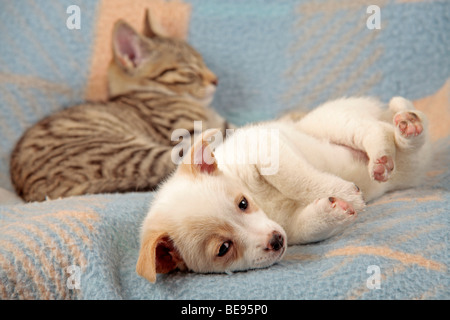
[394,111,423,138]
[370,155,394,182]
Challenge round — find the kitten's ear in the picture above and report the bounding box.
[142,8,168,38]
[113,20,150,70]
[136,229,185,283]
[180,129,221,176]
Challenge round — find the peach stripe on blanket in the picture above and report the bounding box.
[414,79,450,142]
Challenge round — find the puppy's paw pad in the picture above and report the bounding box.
[394,111,423,138]
[331,182,366,212]
[372,155,394,182]
[328,197,355,216]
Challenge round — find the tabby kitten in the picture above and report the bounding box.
[10,17,230,202]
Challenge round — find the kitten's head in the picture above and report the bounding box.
[108,12,218,107]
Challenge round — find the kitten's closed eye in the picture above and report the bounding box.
[154,68,198,85]
[155,68,177,78]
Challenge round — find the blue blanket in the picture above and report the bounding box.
[0,0,449,299]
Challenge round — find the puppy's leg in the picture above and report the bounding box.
[260,126,364,244]
[296,97,397,182]
[388,97,431,189]
[287,197,357,244]
[260,137,365,211]
[389,97,428,150]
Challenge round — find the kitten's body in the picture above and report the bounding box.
[10,15,229,202]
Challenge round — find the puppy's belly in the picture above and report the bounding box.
[282,130,365,172]
[332,143,369,164]
[281,130,379,195]
[302,141,367,177]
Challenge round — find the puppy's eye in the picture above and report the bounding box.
[218,241,232,257]
[238,197,248,211]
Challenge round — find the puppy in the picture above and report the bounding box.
[136,96,431,282]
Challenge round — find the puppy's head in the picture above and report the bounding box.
[136,130,286,282]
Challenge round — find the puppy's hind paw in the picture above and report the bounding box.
[393,110,427,150]
[394,111,423,138]
[370,155,394,182]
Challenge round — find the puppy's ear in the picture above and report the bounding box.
[136,229,184,283]
[180,129,221,176]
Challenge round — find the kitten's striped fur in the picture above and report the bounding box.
[10,14,229,202]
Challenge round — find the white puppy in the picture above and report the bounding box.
[136,96,431,282]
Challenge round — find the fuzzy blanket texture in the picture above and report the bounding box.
[0,0,449,299]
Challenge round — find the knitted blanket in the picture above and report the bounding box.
[0,0,449,299]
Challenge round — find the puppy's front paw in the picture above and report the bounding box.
[327,197,355,215]
[310,197,357,240]
[298,196,359,243]
[316,196,357,222]
[370,155,394,182]
[337,182,366,212]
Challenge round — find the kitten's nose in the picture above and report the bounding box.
[267,231,284,251]
[203,68,218,87]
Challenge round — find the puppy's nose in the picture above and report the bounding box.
[267,231,284,251]
[211,77,218,86]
